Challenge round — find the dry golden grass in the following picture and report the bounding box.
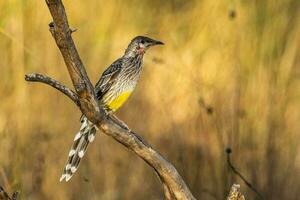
[0,0,300,199]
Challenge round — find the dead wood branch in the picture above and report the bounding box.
[25,73,79,106]
[226,184,245,200]
[25,0,195,199]
[226,148,264,200]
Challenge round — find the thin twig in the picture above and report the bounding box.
[23,0,196,199]
[226,148,264,200]
[25,73,80,106]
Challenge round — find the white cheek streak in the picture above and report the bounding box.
[139,43,146,49]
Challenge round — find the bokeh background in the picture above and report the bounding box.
[1,0,300,199]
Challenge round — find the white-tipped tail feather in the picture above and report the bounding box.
[60,116,97,182]
[78,150,85,158]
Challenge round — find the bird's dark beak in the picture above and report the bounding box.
[153,40,164,45]
[148,39,164,46]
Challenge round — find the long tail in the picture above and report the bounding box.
[60,116,97,182]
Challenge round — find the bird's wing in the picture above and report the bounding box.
[95,58,122,100]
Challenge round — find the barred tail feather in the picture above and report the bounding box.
[60,116,97,182]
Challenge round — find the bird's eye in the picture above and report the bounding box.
[140,40,145,44]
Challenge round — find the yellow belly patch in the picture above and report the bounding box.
[107,91,132,111]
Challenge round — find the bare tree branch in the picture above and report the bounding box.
[25,73,79,106]
[24,0,196,199]
[226,184,245,200]
[226,148,264,200]
[155,169,175,200]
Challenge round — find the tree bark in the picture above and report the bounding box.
[25,0,196,199]
[226,184,245,200]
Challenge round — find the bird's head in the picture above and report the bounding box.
[125,36,164,57]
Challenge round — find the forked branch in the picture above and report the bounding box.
[25,73,79,106]
[25,0,195,199]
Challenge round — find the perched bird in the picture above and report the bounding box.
[60,36,164,182]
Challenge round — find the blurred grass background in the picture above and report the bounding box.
[0,0,300,199]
